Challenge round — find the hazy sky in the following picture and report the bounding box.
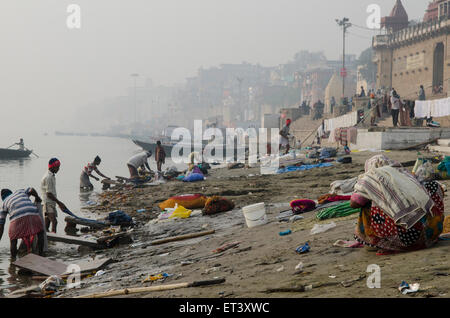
[0,0,427,135]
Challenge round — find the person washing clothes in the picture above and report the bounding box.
[127,151,153,179]
[279,119,292,155]
[80,156,110,190]
[0,187,45,260]
[41,158,69,233]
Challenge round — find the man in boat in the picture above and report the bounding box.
[127,151,153,179]
[155,141,166,173]
[41,158,68,233]
[0,187,45,259]
[15,138,25,151]
[80,155,111,190]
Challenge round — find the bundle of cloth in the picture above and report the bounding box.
[203,196,235,216]
[317,194,351,205]
[351,154,444,252]
[290,199,316,215]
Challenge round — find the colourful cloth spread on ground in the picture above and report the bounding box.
[159,194,208,210]
[277,163,333,174]
[316,201,360,220]
[290,199,316,214]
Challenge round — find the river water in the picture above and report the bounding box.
[0,133,185,292]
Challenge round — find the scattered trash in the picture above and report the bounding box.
[181,261,194,266]
[212,241,240,253]
[136,209,146,213]
[295,242,310,254]
[142,272,171,283]
[290,215,304,222]
[305,285,313,291]
[310,222,337,235]
[399,281,420,294]
[279,230,292,236]
[39,275,64,293]
[131,242,144,248]
[329,275,336,279]
[95,270,106,277]
[276,266,284,272]
[169,205,192,219]
[294,262,304,274]
[333,240,364,248]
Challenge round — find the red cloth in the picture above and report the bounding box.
[8,214,43,249]
[290,199,316,214]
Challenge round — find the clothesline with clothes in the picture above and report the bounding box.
[324,111,358,132]
[415,96,450,119]
[323,111,359,146]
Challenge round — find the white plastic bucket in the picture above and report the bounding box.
[242,202,267,228]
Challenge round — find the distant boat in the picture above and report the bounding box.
[0,148,32,159]
[132,139,174,156]
[132,138,249,159]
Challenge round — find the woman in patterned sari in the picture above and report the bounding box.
[350,155,444,254]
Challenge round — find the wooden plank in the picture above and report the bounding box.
[13,254,67,276]
[150,229,215,246]
[13,254,113,278]
[46,232,101,248]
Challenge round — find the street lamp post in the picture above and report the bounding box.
[336,18,351,99]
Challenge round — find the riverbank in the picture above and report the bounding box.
[8,150,450,298]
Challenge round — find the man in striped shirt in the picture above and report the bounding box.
[80,155,110,190]
[0,188,45,259]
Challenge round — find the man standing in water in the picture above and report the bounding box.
[41,158,68,233]
[155,141,166,173]
[0,187,45,259]
[80,155,110,190]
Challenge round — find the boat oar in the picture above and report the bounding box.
[75,278,226,298]
[31,151,39,158]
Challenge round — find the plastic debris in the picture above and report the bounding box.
[290,215,304,222]
[294,262,304,273]
[310,222,336,235]
[295,242,310,254]
[95,270,106,276]
[399,281,420,294]
[137,209,146,213]
[279,230,292,236]
[276,266,284,272]
[142,272,171,283]
[39,275,64,293]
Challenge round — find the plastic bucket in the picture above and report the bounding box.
[242,202,267,228]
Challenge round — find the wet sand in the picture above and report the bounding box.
[15,150,450,298]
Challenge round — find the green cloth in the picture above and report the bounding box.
[316,201,361,220]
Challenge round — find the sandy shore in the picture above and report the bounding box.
[48,150,450,298]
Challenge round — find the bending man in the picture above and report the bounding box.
[0,188,45,259]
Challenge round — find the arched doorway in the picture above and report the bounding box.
[433,42,444,90]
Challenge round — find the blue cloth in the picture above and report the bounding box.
[277,163,333,174]
[183,173,205,182]
[108,210,132,225]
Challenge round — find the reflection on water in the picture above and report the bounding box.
[0,134,187,293]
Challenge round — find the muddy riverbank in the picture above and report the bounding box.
[6,150,450,298]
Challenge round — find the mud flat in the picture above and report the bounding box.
[22,150,450,298]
